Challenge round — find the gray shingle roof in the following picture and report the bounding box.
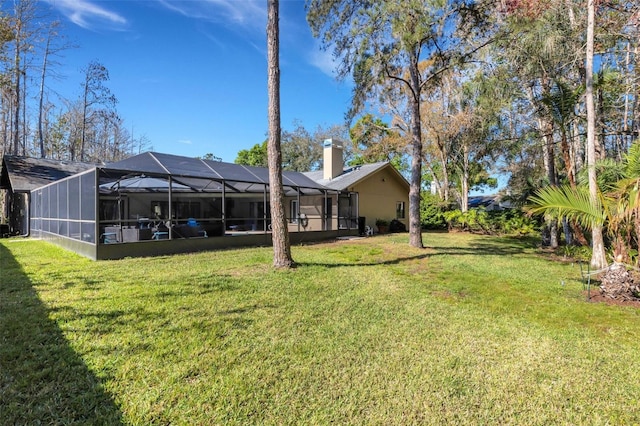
[303,162,395,191]
[1,155,96,192]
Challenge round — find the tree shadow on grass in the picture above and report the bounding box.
[298,236,535,268]
[0,244,124,425]
[426,241,530,257]
[296,253,431,268]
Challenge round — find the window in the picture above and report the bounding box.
[396,201,405,219]
[290,199,299,223]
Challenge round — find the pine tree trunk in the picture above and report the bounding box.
[266,0,294,268]
[38,29,52,159]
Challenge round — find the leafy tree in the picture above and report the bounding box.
[281,121,351,172]
[235,140,268,167]
[538,79,591,245]
[47,110,70,160]
[307,0,497,248]
[349,114,406,167]
[539,80,582,187]
[236,122,349,172]
[281,121,320,171]
[496,0,587,249]
[419,65,501,210]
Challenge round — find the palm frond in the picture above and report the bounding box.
[612,177,640,222]
[527,185,605,230]
[625,142,640,179]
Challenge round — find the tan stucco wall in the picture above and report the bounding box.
[349,167,409,230]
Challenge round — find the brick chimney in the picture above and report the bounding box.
[323,138,343,180]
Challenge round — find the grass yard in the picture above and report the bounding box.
[2,232,640,425]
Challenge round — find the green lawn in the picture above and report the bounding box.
[2,232,640,425]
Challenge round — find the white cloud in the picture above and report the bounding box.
[44,0,127,30]
[178,139,192,145]
[308,45,339,78]
[158,0,266,31]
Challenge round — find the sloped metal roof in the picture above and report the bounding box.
[303,162,408,191]
[1,155,96,192]
[3,152,383,196]
[103,152,329,192]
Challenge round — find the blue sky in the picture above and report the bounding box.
[43,0,352,162]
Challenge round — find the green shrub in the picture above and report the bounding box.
[444,208,538,236]
[420,194,451,230]
[421,193,538,236]
[492,209,539,236]
[560,244,592,262]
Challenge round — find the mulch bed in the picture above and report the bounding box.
[584,290,640,308]
[583,269,640,307]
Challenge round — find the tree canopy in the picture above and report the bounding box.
[235,141,269,167]
[2,0,639,267]
[307,0,499,248]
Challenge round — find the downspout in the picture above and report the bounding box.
[222,181,226,234]
[297,187,301,233]
[168,176,173,239]
[94,170,100,249]
[117,180,122,229]
[263,184,267,234]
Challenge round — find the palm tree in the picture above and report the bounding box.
[612,142,640,266]
[528,142,640,299]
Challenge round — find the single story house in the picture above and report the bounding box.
[0,140,409,260]
[304,140,410,232]
[468,195,513,211]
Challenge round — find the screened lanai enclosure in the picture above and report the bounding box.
[28,152,359,260]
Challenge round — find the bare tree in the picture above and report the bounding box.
[266,0,294,268]
[9,0,37,155]
[37,20,72,158]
